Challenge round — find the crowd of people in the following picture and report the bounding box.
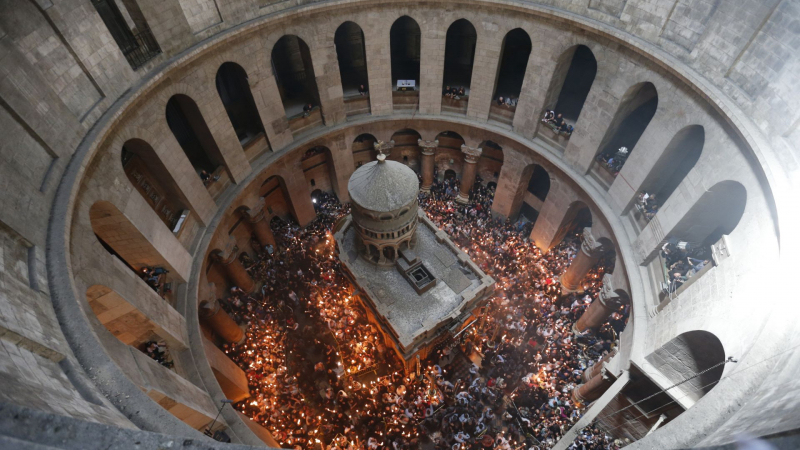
[633,192,659,223]
[496,96,518,108]
[594,147,629,176]
[659,240,712,294]
[541,111,573,137]
[139,266,170,298]
[214,176,629,450]
[443,86,467,100]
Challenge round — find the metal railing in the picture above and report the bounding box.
[121,27,162,70]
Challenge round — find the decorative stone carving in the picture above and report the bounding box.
[418,139,438,155]
[460,145,483,163]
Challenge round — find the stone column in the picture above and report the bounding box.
[200,299,244,344]
[574,274,625,334]
[212,245,256,293]
[239,200,275,248]
[560,228,607,291]
[571,367,615,406]
[418,139,438,193]
[456,145,483,204]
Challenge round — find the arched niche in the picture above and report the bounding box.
[669,180,746,247]
[390,16,421,88]
[441,19,477,115]
[335,22,369,97]
[301,146,338,196]
[633,125,705,225]
[215,62,269,149]
[165,94,228,181]
[542,45,597,123]
[352,133,377,168]
[553,200,593,247]
[434,131,466,179]
[592,82,658,187]
[476,140,504,186]
[645,330,726,403]
[271,35,322,120]
[390,129,422,172]
[259,175,295,223]
[492,28,531,103]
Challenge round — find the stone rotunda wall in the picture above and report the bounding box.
[0,0,796,449]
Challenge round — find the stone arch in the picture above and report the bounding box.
[527,165,551,202]
[552,200,593,247]
[645,330,726,403]
[668,180,746,247]
[215,62,269,149]
[441,19,477,115]
[353,133,378,168]
[541,44,597,123]
[434,131,466,178]
[591,82,659,183]
[335,21,369,98]
[390,128,422,172]
[165,93,229,180]
[271,35,323,121]
[492,28,532,102]
[390,16,421,87]
[301,146,338,197]
[635,125,705,215]
[476,140,503,185]
[259,175,295,223]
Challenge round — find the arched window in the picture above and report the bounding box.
[390,16,421,88]
[335,22,369,96]
[542,45,597,123]
[165,94,227,180]
[490,28,531,125]
[272,35,322,122]
[592,82,658,188]
[215,62,268,148]
[441,19,477,115]
[632,125,704,229]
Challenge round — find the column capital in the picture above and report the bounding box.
[212,238,240,264]
[460,145,483,163]
[418,139,438,155]
[598,274,626,308]
[581,227,609,257]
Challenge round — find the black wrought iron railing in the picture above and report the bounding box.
[121,27,162,70]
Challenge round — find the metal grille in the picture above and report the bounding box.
[121,27,162,70]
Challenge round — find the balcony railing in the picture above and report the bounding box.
[121,27,162,70]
